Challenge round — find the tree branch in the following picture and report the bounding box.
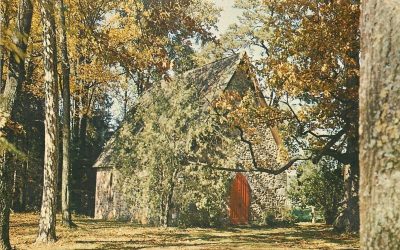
[234,125,310,174]
[312,128,346,164]
[186,155,310,175]
[281,98,344,139]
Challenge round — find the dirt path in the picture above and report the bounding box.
[9,213,359,249]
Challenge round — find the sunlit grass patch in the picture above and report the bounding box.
[10,213,359,249]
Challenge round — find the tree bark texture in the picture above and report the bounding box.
[360,1,400,249]
[162,168,179,227]
[0,0,11,93]
[57,0,73,228]
[0,0,33,248]
[334,164,359,232]
[36,0,59,243]
[0,0,33,116]
[0,153,11,250]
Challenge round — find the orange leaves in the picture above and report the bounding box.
[213,90,289,134]
[254,0,361,152]
[214,91,242,111]
[75,62,118,85]
[264,0,359,96]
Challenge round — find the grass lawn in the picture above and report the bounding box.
[10,213,359,249]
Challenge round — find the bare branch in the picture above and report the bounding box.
[312,128,346,164]
[281,97,301,124]
[186,155,310,175]
[281,99,341,139]
[234,125,310,174]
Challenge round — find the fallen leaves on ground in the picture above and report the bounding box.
[10,213,359,249]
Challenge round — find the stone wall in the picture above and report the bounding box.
[235,123,291,224]
[94,168,130,220]
[246,172,289,224]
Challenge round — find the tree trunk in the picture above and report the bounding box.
[19,162,27,211]
[0,0,11,93]
[359,1,400,249]
[123,88,128,120]
[0,153,11,250]
[0,0,33,114]
[36,0,59,243]
[11,170,17,210]
[333,164,359,232]
[57,0,73,228]
[0,0,33,248]
[162,168,179,227]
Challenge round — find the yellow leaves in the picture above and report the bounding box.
[0,28,27,62]
[213,91,242,111]
[0,112,9,133]
[142,11,150,18]
[77,62,117,83]
[159,11,171,19]
[214,90,288,133]
[321,64,328,73]
[107,25,140,45]
[276,145,289,164]
[264,0,359,118]
[297,110,308,123]
[323,89,331,98]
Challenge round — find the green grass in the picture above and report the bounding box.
[10,213,359,249]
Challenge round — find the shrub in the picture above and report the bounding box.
[288,158,344,225]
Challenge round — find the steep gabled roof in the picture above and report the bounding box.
[180,53,241,94]
[93,53,281,168]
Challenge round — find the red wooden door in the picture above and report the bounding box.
[229,173,250,225]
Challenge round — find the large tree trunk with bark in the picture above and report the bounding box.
[0,153,12,250]
[0,0,33,248]
[359,0,400,249]
[161,169,178,227]
[36,0,59,243]
[57,0,73,228]
[333,163,359,232]
[0,1,11,92]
